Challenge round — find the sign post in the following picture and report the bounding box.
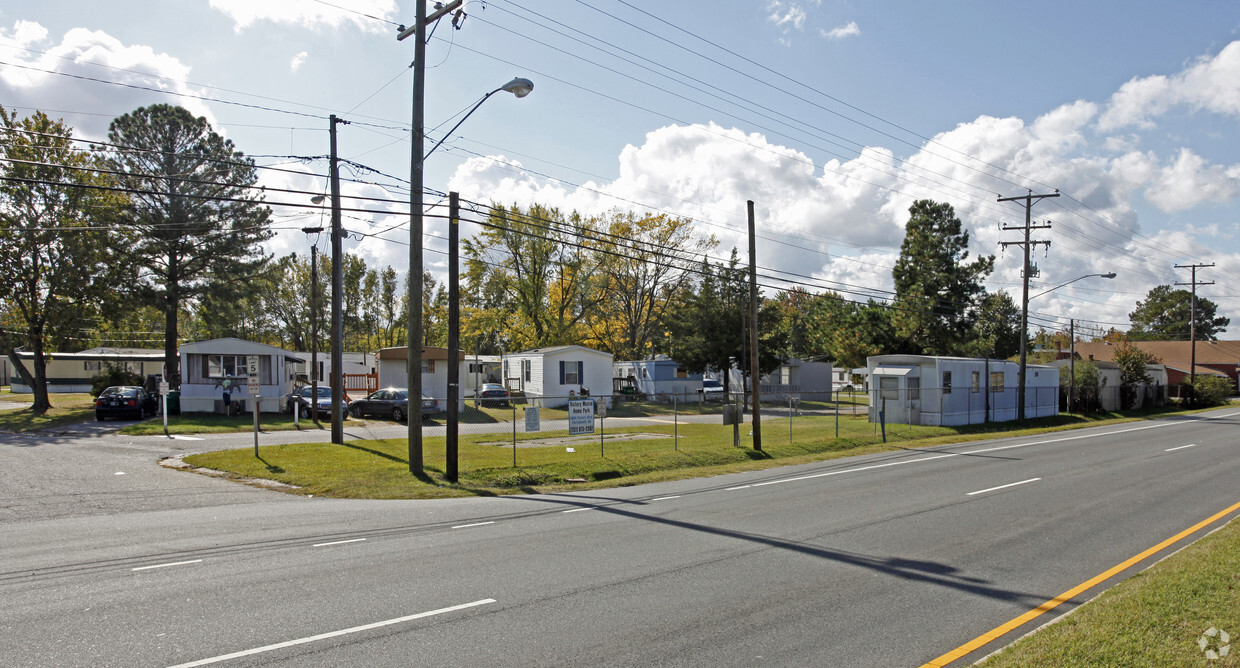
[158,380,170,436]
[247,356,261,455]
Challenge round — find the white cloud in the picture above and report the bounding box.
[290,51,309,72]
[1145,148,1240,212]
[207,0,398,33]
[821,21,860,40]
[444,97,1240,325]
[1099,40,1240,130]
[766,1,808,31]
[0,22,212,138]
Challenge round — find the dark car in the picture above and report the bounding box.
[349,388,411,422]
[473,382,510,408]
[95,385,158,421]
[284,386,339,416]
[420,394,441,417]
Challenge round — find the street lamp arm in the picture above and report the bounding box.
[1030,272,1116,301]
[423,78,533,162]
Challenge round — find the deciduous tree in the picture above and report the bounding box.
[0,107,129,414]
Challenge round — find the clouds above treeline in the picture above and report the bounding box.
[3,12,1240,334]
[448,39,1240,330]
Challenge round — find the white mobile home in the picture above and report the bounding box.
[11,348,164,393]
[504,345,614,408]
[865,355,1058,426]
[374,346,468,412]
[179,338,302,414]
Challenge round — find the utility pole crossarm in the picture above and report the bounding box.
[396,0,463,40]
[1174,262,1215,384]
[999,190,1058,423]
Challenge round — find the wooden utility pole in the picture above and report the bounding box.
[328,114,346,445]
[1175,262,1214,383]
[446,192,460,481]
[747,200,761,451]
[397,0,462,475]
[999,190,1056,422]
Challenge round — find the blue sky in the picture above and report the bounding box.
[3,1,1240,337]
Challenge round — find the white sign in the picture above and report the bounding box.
[568,399,595,435]
[524,407,540,432]
[246,355,261,395]
[158,381,170,396]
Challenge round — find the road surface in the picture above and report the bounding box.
[3,409,1238,666]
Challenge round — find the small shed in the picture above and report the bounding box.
[864,354,1058,426]
[613,357,703,401]
[504,345,614,408]
[179,338,302,414]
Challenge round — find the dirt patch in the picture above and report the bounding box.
[478,432,667,448]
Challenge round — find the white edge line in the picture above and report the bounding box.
[966,477,1042,496]
[313,538,367,547]
[562,507,595,513]
[651,496,681,501]
[1165,443,1198,452]
[452,521,495,529]
[746,412,1240,489]
[132,559,202,572]
[166,598,496,668]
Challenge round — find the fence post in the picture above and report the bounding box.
[673,394,678,451]
[512,404,517,468]
[788,396,793,445]
[834,389,839,439]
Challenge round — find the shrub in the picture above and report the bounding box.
[90,362,144,398]
[1184,375,1232,408]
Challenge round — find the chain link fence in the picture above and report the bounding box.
[355,382,1175,473]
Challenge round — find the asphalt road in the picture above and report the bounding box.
[3,409,1239,666]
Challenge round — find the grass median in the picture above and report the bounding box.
[181,406,1193,499]
[980,513,1240,666]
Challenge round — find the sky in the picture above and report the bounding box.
[4,0,1240,339]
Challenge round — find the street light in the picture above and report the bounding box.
[402,29,534,474]
[1021,271,1116,419]
[424,78,533,162]
[1030,272,1116,301]
[300,223,323,423]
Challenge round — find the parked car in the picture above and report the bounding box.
[95,385,159,421]
[699,378,726,401]
[283,386,339,416]
[420,394,441,417]
[349,388,411,422]
[473,382,510,407]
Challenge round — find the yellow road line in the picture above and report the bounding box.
[920,498,1240,667]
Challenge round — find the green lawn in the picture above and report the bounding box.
[182,405,1197,499]
[0,392,98,432]
[980,513,1240,666]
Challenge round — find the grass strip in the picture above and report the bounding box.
[980,514,1240,666]
[182,405,1204,500]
